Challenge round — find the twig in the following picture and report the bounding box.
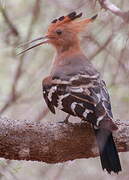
[98,0,129,22]
[89,35,113,60]
[0,0,41,115]
[1,7,19,37]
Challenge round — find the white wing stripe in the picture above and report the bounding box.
[48,86,57,101]
[57,93,69,109]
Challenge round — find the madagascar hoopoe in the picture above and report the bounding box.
[19,12,121,173]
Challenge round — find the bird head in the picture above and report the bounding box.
[18,12,97,54]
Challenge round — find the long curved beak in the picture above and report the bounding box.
[17,36,49,55]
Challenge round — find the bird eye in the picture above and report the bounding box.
[56,29,62,35]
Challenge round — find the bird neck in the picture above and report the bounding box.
[55,41,82,57]
[52,42,84,69]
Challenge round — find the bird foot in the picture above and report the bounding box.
[58,114,70,124]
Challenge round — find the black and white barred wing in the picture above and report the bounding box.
[42,74,115,128]
[68,74,114,126]
[42,77,56,114]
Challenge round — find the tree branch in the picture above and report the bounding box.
[0,117,129,163]
[98,0,129,22]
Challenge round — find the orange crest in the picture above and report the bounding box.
[50,12,82,28]
[47,11,97,34]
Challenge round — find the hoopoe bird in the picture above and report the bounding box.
[19,12,121,173]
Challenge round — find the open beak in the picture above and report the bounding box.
[17,35,50,55]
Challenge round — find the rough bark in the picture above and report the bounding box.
[0,117,129,163]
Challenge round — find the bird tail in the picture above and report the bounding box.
[94,127,121,174]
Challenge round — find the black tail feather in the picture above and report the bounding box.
[94,128,122,174]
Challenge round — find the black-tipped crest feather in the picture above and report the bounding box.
[51,19,58,23]
[68,11,82,20]
[58,16,65,21]
[51,11,83,24]
[91,14,98,20]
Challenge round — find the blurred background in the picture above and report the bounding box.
[0,0,129,179]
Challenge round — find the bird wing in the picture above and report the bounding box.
[68,74,113,126]
[42,76,56,114]
[69,74,116,128]
[42,72,114,128]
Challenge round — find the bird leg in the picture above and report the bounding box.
[58,114,70,124]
